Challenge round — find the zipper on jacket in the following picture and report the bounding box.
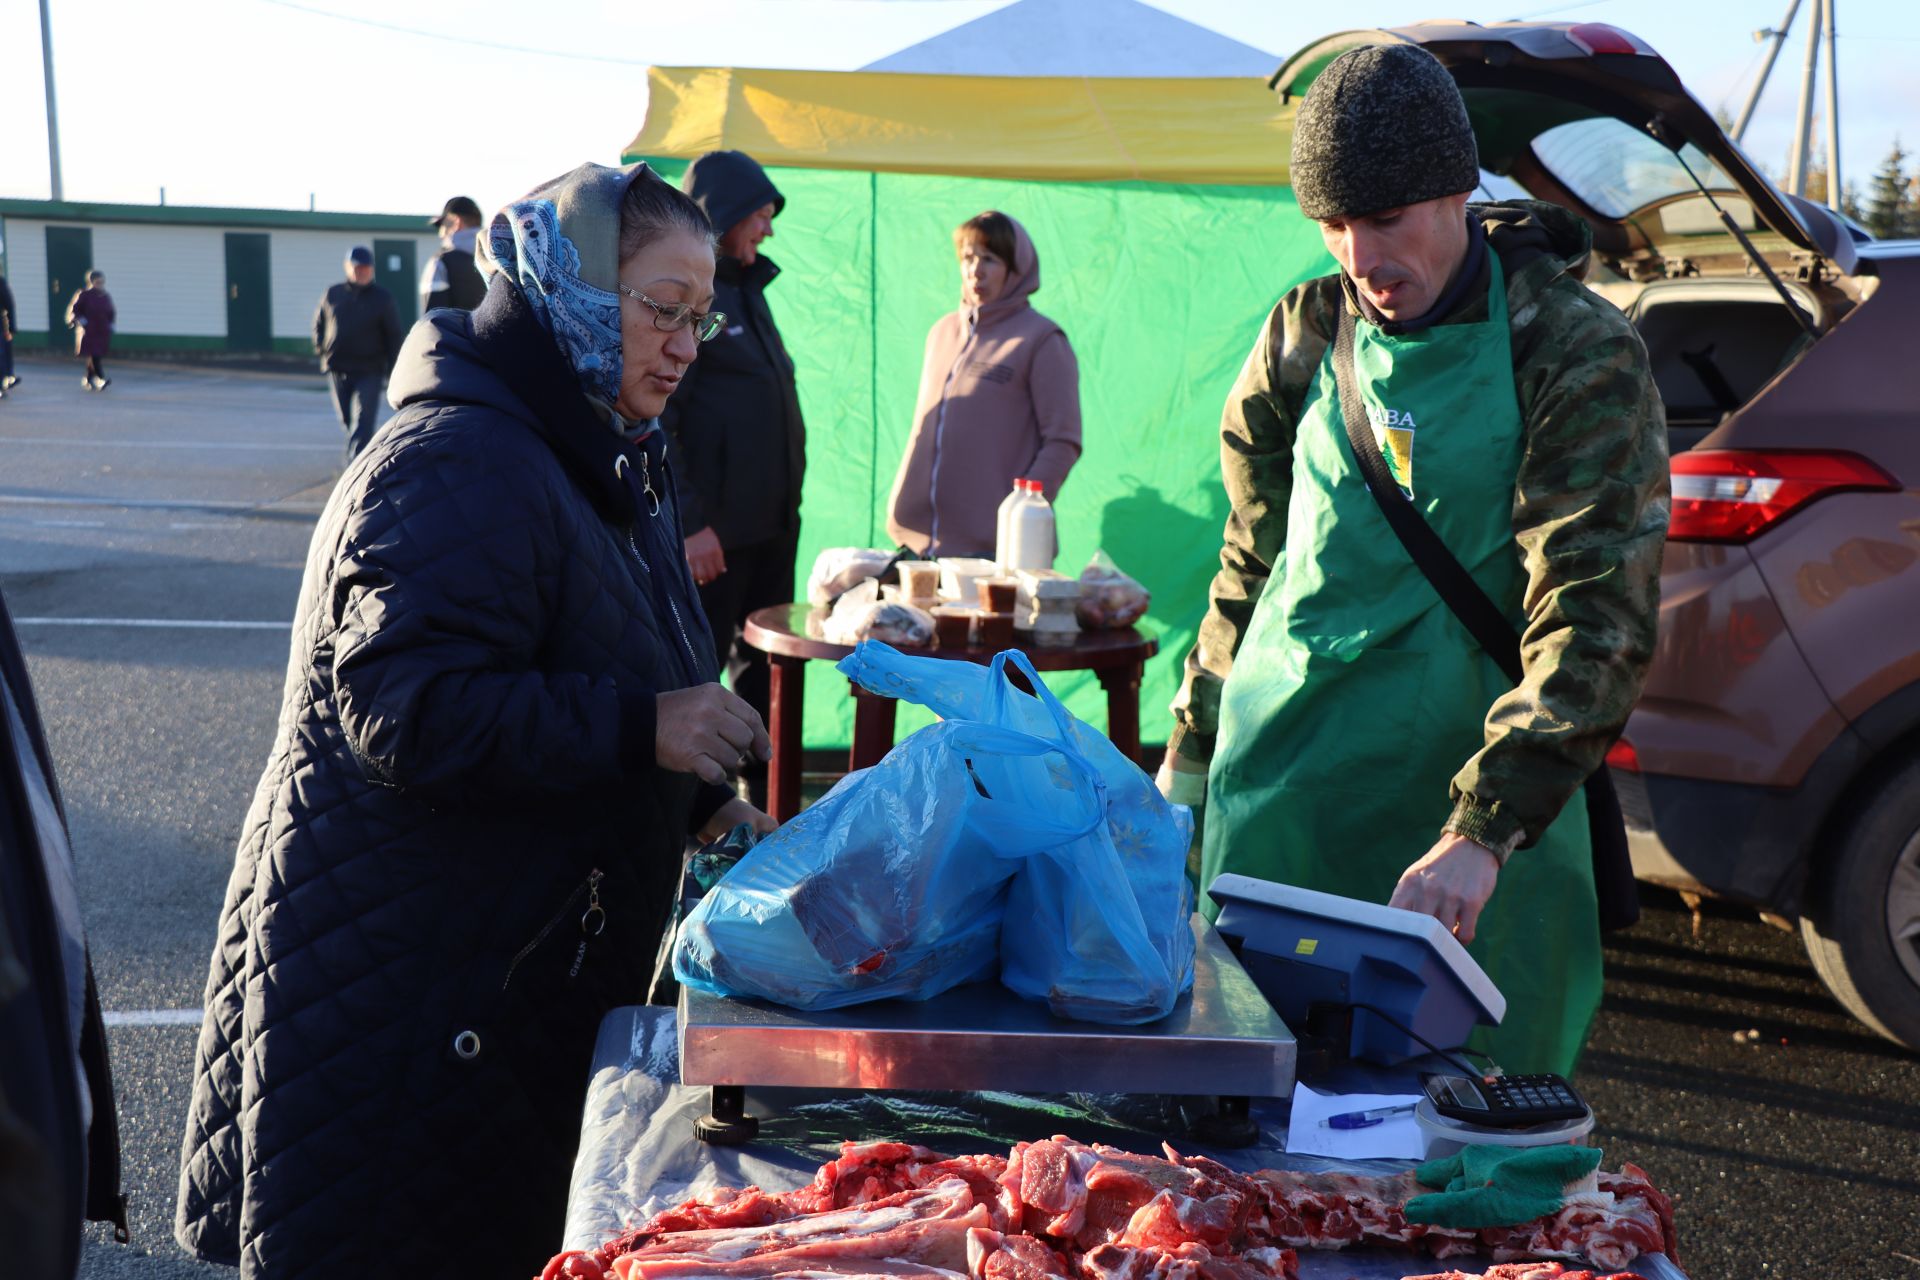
[926,312,979,556]
[626,529,703,680]
[616,448,708,683]
[502,869,603,993]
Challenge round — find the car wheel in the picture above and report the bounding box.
[1799,757,1920,1050]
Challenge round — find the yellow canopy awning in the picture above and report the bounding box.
[623,66,1294,186]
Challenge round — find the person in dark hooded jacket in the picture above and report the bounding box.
[662,151,806,803]
[174,163,772,1280]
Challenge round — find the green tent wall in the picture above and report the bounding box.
[644,158,1334,750]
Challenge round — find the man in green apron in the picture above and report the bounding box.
[1160,44,1669,1077]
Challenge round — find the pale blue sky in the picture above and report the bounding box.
[1,0,1913,219]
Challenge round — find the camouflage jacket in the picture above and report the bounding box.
[1169,201,1670,857]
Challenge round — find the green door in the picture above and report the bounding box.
[374,238,418,329]
[224,232,272,351]
[45,225,92,347]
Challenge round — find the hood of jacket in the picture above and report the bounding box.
[1474,198,1593,278]
[972,214,1043,330]
[481,160,665,418]
[390,274,658,529]
[682,150,785,238]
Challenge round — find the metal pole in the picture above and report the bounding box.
[1823,0,1842,209]
[38,0,63,201]
[1787,0,1823,196]
[1734,0,1802,145]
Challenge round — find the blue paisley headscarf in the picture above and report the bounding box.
[484,164,641,415]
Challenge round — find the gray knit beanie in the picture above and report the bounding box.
[1289,44,1480,220]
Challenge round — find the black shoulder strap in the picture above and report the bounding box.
[1332,297,1639,934]
[1331,302,1525,686]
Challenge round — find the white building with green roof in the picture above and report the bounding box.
[0,199,445,358]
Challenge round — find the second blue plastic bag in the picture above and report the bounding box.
[839,643,1196,1024]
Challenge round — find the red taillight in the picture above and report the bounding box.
[1567,23,1643,56]
[1668,450,1899,544]
[1605,739,1640,773]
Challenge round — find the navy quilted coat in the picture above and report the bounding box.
[176,276,729,1279]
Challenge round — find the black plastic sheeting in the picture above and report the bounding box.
[561,1007,1685,1280]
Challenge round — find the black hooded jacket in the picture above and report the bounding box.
[176,274,729,1280]
[662,151,806,548]
[312,278,405,376]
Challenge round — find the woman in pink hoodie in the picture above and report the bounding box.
[886,211,1081,558]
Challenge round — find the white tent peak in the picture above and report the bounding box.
[861,0,1277,78]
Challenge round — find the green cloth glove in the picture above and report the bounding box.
[1404,1144,1604,1228]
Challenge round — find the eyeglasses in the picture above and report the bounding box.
[618,284,726,342]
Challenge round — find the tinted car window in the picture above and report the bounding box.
[1532,117,1739,219]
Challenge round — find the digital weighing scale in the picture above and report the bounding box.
[677,916,1296,1144]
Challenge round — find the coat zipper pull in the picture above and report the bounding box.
[639,451,662,517]
[569,870,606,981]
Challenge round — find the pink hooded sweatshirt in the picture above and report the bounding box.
[885,216,1081,557]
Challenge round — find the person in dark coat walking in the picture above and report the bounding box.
[312,246,406,459]
[664,150,806,803]
[421,194,489,313]
[174,163,771,1280]
[65,272,114,390]
[0,270,18,397]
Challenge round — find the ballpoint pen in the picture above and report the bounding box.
[1320,1102,1418,1129]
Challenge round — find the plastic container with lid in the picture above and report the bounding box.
[1004,479,1056,573]
[1413,1097,1595,1160]
[993,480,1033,572]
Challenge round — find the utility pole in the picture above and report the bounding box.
[39,0,64,200]
[1787,0,1824,197]
[1822,0,1842,209]
[1734,0,1801,144]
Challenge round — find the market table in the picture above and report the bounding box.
[563,1005,1688,1280]
[742,604,1160,822]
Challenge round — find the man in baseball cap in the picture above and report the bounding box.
[1163,43,1668,1078]
[421,195,487,314]
[313,246,404,459]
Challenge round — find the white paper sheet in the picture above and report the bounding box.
[1284,1083,1427,1160]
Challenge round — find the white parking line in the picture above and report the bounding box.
[103,1009,205,1028]
[29,519,108,528]
[14,617,291,630]
[0,494,324,514]
[0,436,339,453]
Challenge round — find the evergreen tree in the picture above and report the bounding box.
[1840,180,1865,224]
[1863,139,1912,239]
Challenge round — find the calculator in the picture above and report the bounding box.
[1421,1072,1590,1128]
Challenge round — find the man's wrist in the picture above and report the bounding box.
[1442,793,1522,865]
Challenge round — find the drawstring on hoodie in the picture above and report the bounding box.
[926,307,980,558]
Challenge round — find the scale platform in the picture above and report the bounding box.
[678,917,1295,1102]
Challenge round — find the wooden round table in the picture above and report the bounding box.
[742,603,1160,822]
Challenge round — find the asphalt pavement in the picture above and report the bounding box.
[2,352,1913,1280]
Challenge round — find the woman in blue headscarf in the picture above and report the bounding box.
[176,165,774,1280]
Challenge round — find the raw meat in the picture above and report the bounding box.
[623,1188,799,1238]
[553,1141,1675,1280]
[967,1227,1070,1280]
[619,1261,968,1280]
[612,1180,988,1278]
[1079,1241,1297,1280]
[1401,1264,1648,1280]
[1252,1165,1676,1272]
[1003,1139,1261,1253]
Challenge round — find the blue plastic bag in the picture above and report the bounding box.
[839,644,1196,1024]
[672,714,1107,1010]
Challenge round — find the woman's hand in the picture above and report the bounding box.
[656,683,770,785]
[699,796,778,844]
[684,527,727,586]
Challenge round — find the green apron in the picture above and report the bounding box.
[1202,254,1600,1077]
